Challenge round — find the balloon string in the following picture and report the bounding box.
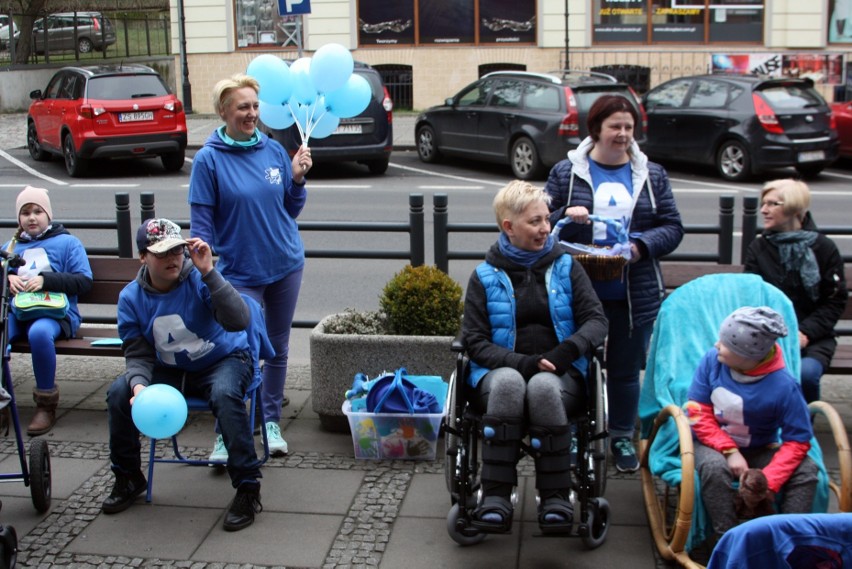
[288,102,307,145]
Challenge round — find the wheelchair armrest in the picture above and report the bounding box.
[451,336,466,354]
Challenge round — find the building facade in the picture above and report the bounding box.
[170,0,850,114]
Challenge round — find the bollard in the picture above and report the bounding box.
[718,195,734,265]
[433,194,449,273]
[409,193,424,267]
[115,193,132,258]
[140,192,155,223]
[741,196,759,263]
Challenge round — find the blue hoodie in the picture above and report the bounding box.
[188,130,306,286]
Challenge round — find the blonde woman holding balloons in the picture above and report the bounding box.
[188,73,311,460]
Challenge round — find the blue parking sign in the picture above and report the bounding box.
[278,0,311,15]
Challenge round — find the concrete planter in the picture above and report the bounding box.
[310,314,456,432]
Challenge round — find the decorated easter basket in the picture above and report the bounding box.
[553,216,631,281]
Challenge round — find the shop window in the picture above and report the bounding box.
[592,0,764,45]
[236,0,299,49]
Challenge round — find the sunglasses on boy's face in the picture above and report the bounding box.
[148,245,186,259]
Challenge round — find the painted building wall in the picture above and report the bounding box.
[171,0,844,114]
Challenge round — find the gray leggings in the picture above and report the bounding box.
[694,441,819,536]
[474,366,585,426]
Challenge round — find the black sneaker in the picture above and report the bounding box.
[223,482,262,532]
[611,436,639,473]
[102,469,147,514]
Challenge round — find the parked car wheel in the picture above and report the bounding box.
[161,150,185,172]
[510,136,543,180]
[366,157,389,175]
[77,37,93,53]
[716,140,751,182]
[63,134,88,177]
[417,125,441,163]
[795,164,825,179]
[27,121,50,161]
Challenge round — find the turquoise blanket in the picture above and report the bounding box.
[638,273,829,550]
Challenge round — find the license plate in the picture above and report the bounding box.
[332,124,362,135]
[798,150,825,163]
[119,111,154,123]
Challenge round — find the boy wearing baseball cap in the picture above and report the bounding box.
[685,306,818,541]
[102,218,264,531]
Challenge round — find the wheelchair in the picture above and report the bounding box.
[638,273,852,568]
[443,339,610,547]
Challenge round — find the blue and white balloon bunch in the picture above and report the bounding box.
[246,43,372,144]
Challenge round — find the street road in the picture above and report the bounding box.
[2,146,852,366]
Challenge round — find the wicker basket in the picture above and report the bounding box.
[572,251,628,280]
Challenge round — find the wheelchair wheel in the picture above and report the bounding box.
[444,371,460,496]
[446,503,487,546]
[590,357,608,497]
[581,497,610,550]
[0,524,17,569]
[29,439,51,513]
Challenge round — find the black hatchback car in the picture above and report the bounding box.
[642,74,838,181]
[415,70,646,180]
[262,61,393,175]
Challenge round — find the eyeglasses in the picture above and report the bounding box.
[149,245,186,259]
[761,200,784,208]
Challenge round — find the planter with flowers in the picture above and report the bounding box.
[310,264,463,432]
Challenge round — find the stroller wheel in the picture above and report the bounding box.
[581,497,610,550]
[28,439,51,513]
[0,523,17,569]
[446,504,487,546]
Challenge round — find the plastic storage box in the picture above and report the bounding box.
[342,399,446,460]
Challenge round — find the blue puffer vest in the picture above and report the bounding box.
[467,255,589,387]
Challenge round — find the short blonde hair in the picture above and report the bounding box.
[212,73,260,116]
[492,180,551,231]
[761,178,810,220]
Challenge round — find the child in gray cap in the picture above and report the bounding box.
[685,306,818,542]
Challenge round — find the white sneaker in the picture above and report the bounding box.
[209,434,228,462]
[265,422,289,457]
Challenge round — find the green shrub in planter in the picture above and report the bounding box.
[380,264,463,336]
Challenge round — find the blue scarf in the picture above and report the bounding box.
[764,230,820,301]
[498,232,555,267]
[217,126,261,147]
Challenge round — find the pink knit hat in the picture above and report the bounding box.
[16,186,53,221]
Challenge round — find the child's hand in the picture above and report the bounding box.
[726,450,748,478]
[130,384,145,406]
[185,238,213,276]
[8,274,44,294]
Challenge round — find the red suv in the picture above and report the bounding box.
[27,64,188,177]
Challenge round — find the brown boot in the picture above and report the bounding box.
[28,387,59,436]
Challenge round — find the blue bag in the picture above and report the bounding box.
[365,368,441,414]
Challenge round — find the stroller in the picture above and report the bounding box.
[443,339,610,547]
[0,250,54,568]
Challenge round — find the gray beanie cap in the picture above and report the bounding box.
[719,306,788,360]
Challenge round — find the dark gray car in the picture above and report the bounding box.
[415,70,647,180]
[32,12,116,55]
[642,74,839,181]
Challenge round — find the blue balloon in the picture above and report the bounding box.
[289,57,317,105]
[246,54,292,105]
[131,384,188,440]
[309,43,354,94]
[307,111,340,140]
[260,100,296,130]
[324,74,372,119]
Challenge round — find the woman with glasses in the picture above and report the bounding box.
[744,178,848,403]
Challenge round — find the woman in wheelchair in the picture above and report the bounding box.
[685,306,818,543]
[461,180,608,533]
